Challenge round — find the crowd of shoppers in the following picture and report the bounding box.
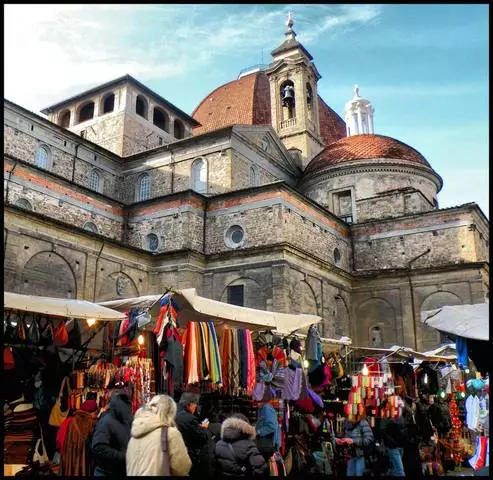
[53,386,452,477]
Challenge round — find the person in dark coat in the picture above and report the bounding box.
[176,392,210,477]
[402,396,423,478]
[378,400,406,477]
[91,390,133,476]
[215,413,268,476]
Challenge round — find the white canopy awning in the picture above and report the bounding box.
[4,292,126,321]
[421,302,489,341]
[98,288,322,335]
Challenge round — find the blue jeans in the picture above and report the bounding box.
[347,456,365,476]
[387,447,405,476]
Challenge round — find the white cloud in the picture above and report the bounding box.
[4,4,383,113]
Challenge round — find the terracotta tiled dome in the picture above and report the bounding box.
[305,134,432,174]
[192,72,346,146]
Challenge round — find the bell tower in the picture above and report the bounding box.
[265,13,325,169]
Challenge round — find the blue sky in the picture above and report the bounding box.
[4,4,488,217]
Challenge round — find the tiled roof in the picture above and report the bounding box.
[305,134,432,174]
[192,72,346,145]
[192,72,271,135]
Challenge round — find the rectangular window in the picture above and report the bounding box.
[333,190,353,224]
[227,285,244,307]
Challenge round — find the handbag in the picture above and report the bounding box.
[4,312,16,342]
[160,425,171,476]
[39,318,54,346]
[33,429,49,465]
[49,376,71,426]
[53,320,69,346]
[66,319,82,348]
[4,347,15,369]
[14,313,28,342]
[27,317,40,345]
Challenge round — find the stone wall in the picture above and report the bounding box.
[352,208,479,271]
[302,166,440,221]
[5,160,124,240]
[356,189,434,222]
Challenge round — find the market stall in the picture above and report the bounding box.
[421,303,489,474]
[3,292,126,476]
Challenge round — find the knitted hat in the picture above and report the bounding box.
[80,400,98,413]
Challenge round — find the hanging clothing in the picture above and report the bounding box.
[465,395,481,431]
[305,325,321,361]
[456,336,469,368]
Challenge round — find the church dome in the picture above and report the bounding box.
[192,71,346,145]
[305,134,432,175]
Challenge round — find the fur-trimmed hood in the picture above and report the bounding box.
[221,416,256,442]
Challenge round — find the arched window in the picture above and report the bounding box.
[370,325,383,347]
[136,95,148,118]
[78,101,95,123]
[146,233,159,252]
[249,166,259,187]
[34,145,50,169]
[59,110,71,128]
[137,173,151,201]
[280,80,296,120]
[15,198,33,211]
[306,83,313,107]
[174,119,184,139]
[333,247,342,265]
[191,158,207,193]
[89,169,101,192]
[153,107,169,132]
[83,221,99,233]
[102,93,115,114]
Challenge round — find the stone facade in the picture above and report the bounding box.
[3,58,489,352]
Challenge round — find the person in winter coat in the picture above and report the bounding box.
[126,394,191,476]
[176,392,210,477]
[255,403,281,461]
[343,414,374,477]
[215,413,268,476]
[91,389,133,476]
[60,400,99,476]
[402,397,423,478]
[378,400,407,477]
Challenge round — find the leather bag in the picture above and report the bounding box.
[49,376,71,426]
[27,317,41,345]
[15,313,28,342]
[4,347,15,370]
[160,425,171,476]
[39,318,54,346]
[53,320,69,346]
[33,429,49,465]
[4,312,16,342]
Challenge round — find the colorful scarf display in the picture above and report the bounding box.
[220,328,256,396]
[182,321,222,386]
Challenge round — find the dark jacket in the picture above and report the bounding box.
[91,394,132,476]
[215,416,268,476]
[402,405,420,445]
[176,408,209,467]
[428,401,452,435]
[379,417,406,449]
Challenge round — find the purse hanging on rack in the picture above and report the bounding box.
[39,317,54,347]
[33,427,49,465]
[49,376,71,426]
[4,312,16,342]
[53,320,69,346]
[27,317,41,345]
[14,312,28,343]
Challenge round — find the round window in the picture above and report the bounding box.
[225,225,245,248]
[333,247,341,265]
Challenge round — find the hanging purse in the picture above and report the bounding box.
[39,318,54,347]
[4,312,16,342]
[4,347,15,370]
[27,317,41,345]
[53,320,69,346]
[66,319,81,349]
[14,313,28,343]
[48,376,71,426]
[33,429,49,465]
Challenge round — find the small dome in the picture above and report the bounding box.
[305,134,432,174]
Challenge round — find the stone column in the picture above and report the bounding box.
[357,108,363,134]
[271,263,291,314]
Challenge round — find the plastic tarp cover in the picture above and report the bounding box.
[4,291,126,321]
[98,288,322,335]
[421,302,489,341]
